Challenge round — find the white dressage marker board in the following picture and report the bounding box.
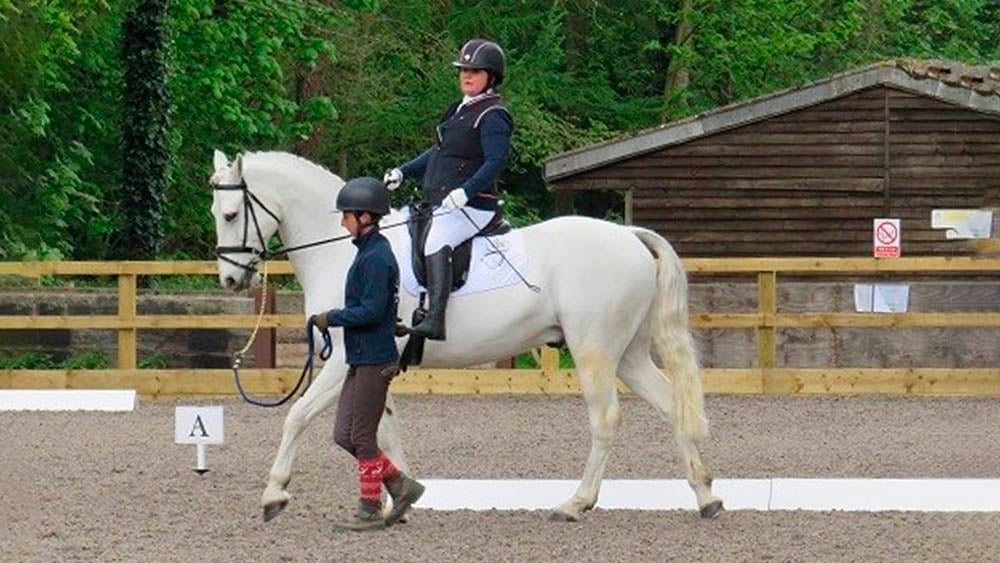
[417,478,1000,512]
[174,406,224,444]
[0,390,136,411]
[175,406,224,473]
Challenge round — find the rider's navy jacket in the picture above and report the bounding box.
[400,94,512,212]
[324,227,399,366]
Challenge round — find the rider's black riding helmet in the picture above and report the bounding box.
[336,176,390,217]
[452,39,505,87]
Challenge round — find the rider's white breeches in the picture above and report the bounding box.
[424,207,496,255]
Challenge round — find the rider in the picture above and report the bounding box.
[383,38,514,341]
[310,176,424,531]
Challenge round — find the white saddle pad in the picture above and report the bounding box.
[395,211,529,298]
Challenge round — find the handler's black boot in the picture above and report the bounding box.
[384,473,426,527]
[338,498,385,532]
[410,247,452,340]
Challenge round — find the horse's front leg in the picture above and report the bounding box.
[261,360,346,521]
[378,393,410,474]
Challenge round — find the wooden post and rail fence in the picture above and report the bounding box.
[1,257,999,397]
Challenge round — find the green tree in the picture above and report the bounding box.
[163,0,340,257]
[0,0,116,259]
[3,0,998,259]
[119,0,170,259]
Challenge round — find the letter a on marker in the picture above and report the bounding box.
[188,415,210,438]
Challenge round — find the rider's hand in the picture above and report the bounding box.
[441,188,469,211]
[310,311,331,331]
[383,168,403,191]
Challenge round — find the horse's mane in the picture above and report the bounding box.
[244,151,344,187]
[242,150,403,220]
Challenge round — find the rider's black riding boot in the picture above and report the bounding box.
[410,247,452,340]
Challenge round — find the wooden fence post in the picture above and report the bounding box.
[757,271,777,393]
[117,273,137,369]
[251,286,276,368]
[540,346,559,376]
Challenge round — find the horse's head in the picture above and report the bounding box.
[210,150,281,290]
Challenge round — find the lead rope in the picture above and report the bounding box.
[234,259,269,363]
[230,261,328,408]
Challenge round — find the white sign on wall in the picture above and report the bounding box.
[174,406,224,445]
[931,209,993,239]
[854,284,910,313]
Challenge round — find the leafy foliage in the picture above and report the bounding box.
[164,0,342,256]
[0,0,117,260]
[120,0,170,259]
[2,0,998,259]
[0,348,110,369]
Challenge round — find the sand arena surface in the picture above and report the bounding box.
[2,395,998,562]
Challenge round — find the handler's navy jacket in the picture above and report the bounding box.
[324,227,399,366]
[400,93,512,212]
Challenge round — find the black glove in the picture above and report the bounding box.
[310,310,333,331]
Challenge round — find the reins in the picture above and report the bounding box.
[214,179,436,407]
[214,175,537,407]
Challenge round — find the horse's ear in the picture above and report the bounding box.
[213,149,229,172]
[233,153,244,177]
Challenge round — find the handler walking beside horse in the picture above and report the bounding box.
[310,176,425,531]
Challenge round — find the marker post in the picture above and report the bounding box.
[175,406,224,474]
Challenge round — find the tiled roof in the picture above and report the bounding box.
[895,59,1000,96]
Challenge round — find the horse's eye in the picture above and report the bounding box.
[224,211,237,222]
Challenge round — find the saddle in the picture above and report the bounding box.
[407,202,511,291]
[399,202,510,371]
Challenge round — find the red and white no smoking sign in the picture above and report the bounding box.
[873,218,901,258]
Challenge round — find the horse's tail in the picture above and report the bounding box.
[630,227,708,442]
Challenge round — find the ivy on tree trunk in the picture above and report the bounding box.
[119,0,169,259]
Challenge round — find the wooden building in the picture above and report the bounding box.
[543,60,1000,256]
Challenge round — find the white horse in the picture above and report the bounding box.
[209,150,723,522]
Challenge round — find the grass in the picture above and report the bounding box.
[514,347,575,369]
[0,349,110,369]
[0,349,168,369]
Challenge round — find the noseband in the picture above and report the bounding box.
[213,179,281,273]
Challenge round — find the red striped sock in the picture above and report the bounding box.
[357,457,383,502]
[377,450,401,483]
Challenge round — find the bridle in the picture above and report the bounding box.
[212,179,279,273]
[212,178,384,273]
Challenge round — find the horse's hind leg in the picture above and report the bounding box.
[551,345,621,522]
[617,344,723,518]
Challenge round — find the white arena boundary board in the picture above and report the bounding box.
[0,390,136,411]
[418,479,1000,512]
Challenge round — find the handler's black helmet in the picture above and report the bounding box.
[336,176,390,216]
[452,39,506,86]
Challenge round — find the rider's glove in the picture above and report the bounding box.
[441,188,469,211]
[383,168,403,191]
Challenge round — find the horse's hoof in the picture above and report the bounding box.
[263,500,288,522]
[699,500,724,519]
[548,510,580,523]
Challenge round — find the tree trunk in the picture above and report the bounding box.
[661,0,693,121]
